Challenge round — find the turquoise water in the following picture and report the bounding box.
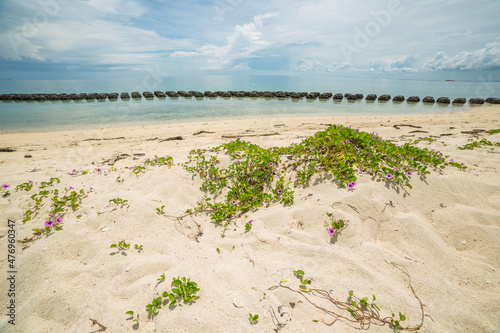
[1,76,498,132]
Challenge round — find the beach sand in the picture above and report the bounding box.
[0,105,499,332]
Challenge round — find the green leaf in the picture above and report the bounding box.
[351,300,357,307]
[374,303,380,311]
[372,295,376,301]
[399,312,406,321]
[348,290,353,297]
[126,311,134,316]
[110,244,117,248]
[312,320,319,322]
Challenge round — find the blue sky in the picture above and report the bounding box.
[0,0,499,80]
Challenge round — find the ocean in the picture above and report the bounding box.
[1,75,498,132]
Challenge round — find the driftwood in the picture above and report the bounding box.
[82,137,125,141]
[409,130,428,133]
[104,153,130,166]
[393,124,422,130]
[0,148,15,152]
[222,132,280,139]
[89,318,107,331]
[461,129,485,134]
[193,130,215,135]
[159,136,183,142]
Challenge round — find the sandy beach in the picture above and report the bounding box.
[1,105,499,333]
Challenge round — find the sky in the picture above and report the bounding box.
[0,0,499,80]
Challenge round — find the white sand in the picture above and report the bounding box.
[0,106,499,332]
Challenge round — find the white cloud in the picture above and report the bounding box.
[424,38,500,71]
[169,13,276,70]
[0,0,195,67]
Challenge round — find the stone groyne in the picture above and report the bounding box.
[0,91,498,105]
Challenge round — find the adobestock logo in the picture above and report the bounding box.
[340,0,404,62]
[8,0,65,55]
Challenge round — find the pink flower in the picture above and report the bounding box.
[348,181,356,189]
[277,189,282,194]
[45,220,54,227]
[269,162,273,166]
[1,184,10,189]
[231,200,237,205]
[386,173,393,179]
[56,217,63,224]
[328,228,336,236]
[407,171,412,176]
[247,220,252,225]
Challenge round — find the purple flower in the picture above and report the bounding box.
[277,189,282,194]
[409,157,414,160]
[249,162,253,166]
[236,160,240,163]
[341,141,345,145]
[348,126,352,129]
[310,147,314,151]
[260,201,264,205]
[346,140,350,144]
[328,228,336,236]
[407,171,412,176]
[461,163,465,166]
[49,214,56,218]
[386,173,393,179]
[247,220,252,225]
[372,137,376,140]
[45,220,54,227]
[28,180,33,183]
[72,169,76,174]
[56,217,63,224]
[231,200,237,205]
[356,128,359,132]
[348,181,356,189]
[269,162,274,166]
[96,168,102,173]
[318,167,322,171]
[1,184,10,189]
[257,145,260,148]
[450,159,454,162]
[394,167,398,171]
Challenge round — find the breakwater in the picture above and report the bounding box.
[1,91,498,105]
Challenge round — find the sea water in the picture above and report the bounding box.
[0,76,498,132]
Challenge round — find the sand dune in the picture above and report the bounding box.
[1,106,499,332]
